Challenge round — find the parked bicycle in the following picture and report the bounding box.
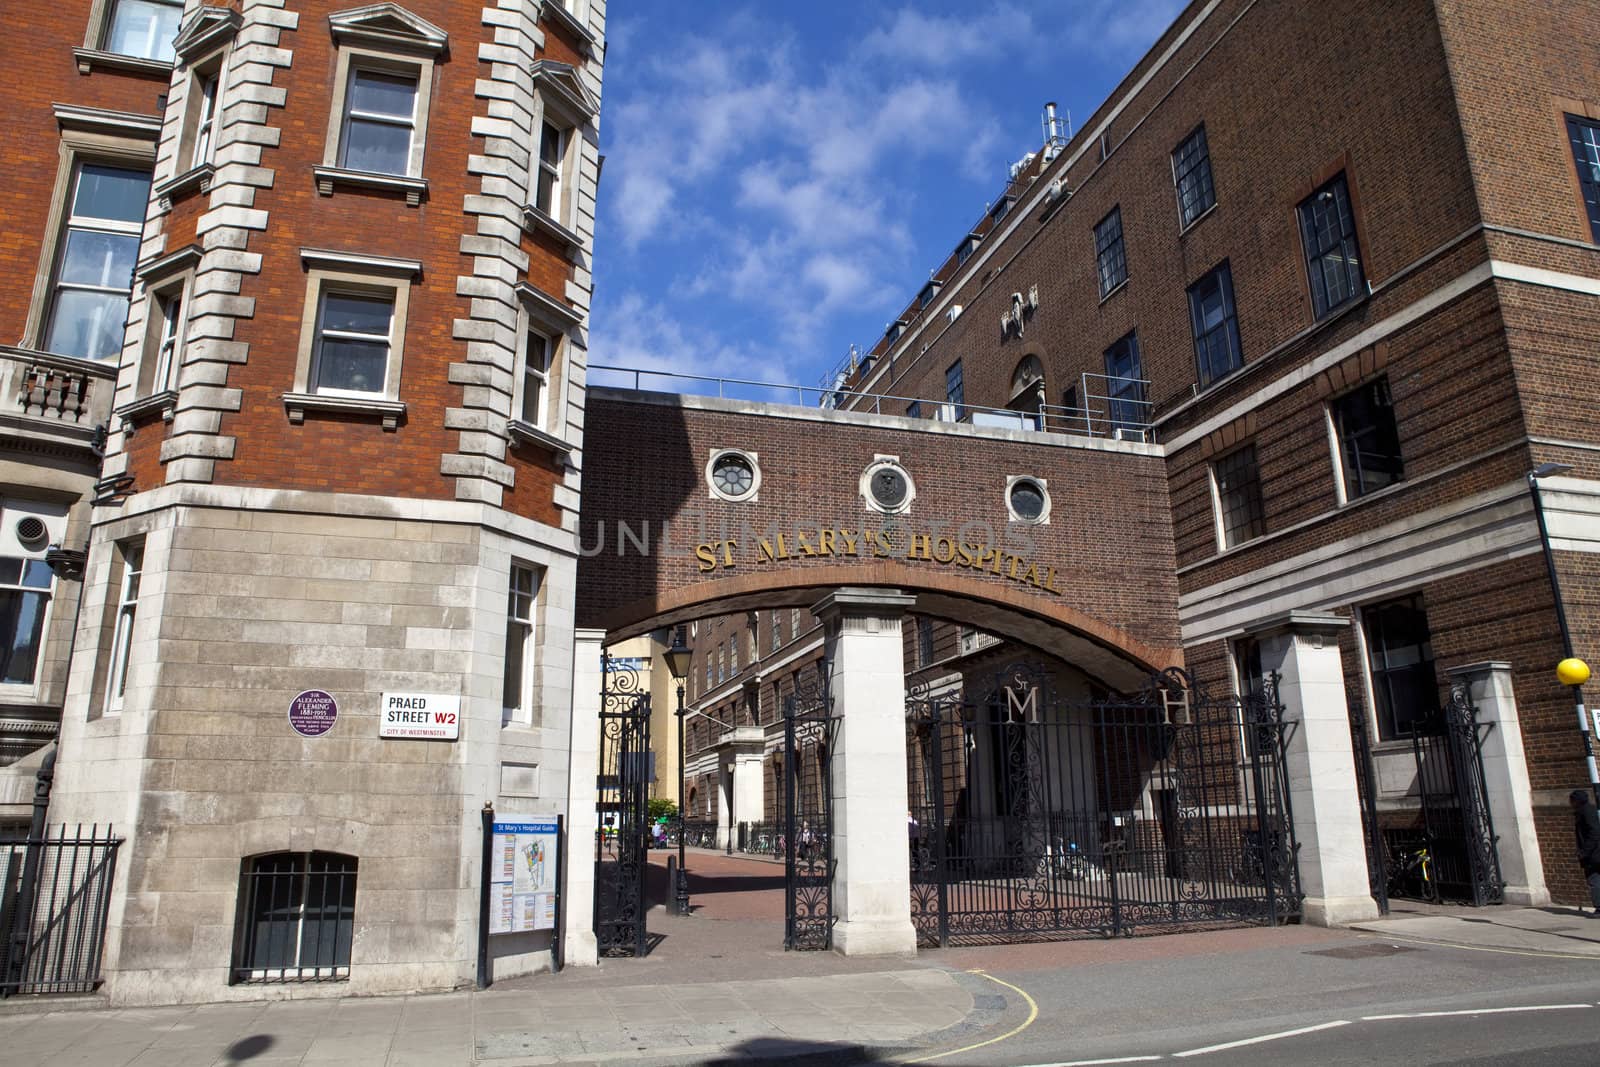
[1386,843,1438,903]
[1035,837,1088,881]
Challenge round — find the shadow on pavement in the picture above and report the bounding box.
[222,1035,276,1062]
[704,1036,899,1065]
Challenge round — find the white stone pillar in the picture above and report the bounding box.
[561,629,604,967]
[814,588,918,956]
[1446,662,1550,906]
[731,732,767,841]
[1255,611,1379,925]
[716,762,732,847]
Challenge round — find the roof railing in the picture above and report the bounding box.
[588,364,1154,442]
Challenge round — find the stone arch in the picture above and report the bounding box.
[1009,351,1046,414]
[595,560,1179,692]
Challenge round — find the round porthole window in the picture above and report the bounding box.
[15,516,48,549]
[1007,476,1051,524]
[860,457,915,515]
[706,449,760,502]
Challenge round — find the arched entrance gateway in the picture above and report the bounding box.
[560,388,1374,965]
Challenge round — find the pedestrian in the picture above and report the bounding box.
[1570,788,1600,914]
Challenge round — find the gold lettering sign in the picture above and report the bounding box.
[693,528,1064,596]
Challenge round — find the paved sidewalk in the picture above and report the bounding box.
[1351,905,1600,957]
[0,967,980,1067]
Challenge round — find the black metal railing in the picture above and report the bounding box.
[906,665,1300,947]
[1,824,121,997]
[230,851,357,984]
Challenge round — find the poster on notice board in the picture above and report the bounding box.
[489,820,559,935]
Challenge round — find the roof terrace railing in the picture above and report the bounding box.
[590,364,1154,443]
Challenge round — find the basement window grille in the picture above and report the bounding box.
[232,852,357,984]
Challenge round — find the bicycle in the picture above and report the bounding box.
[1385,843,1439,903]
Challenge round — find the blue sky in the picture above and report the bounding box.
[589,1,1185,397]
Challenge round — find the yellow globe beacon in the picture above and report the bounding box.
[1556,657,1592,687]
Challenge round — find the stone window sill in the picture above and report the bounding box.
[283,392,406,431]
[312,166,428,207]
[523,205,584,259]
[73,48,174,77]
[154,164,215,209]
[508,418,573,455]
[115,390,177,426]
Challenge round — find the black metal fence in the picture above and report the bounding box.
[1,824,121,997]
[906,665,1300,946]
[783,683,836,951]
[595,653,652,957]
[231,851,357,984]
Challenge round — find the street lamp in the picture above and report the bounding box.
[1527,463,1596,803]
[661,633,694,916]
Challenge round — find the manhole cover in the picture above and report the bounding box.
[1305,943,1420,959]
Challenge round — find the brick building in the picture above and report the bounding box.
[784,0,1597,907]
[1,0,607,1003]
[5,0,1599,1010]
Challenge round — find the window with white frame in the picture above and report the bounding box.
[339,68,418,176]
[534,121,564,218]
[189,71,220,169]
[1211,445,1265,551]
[103,0,182,62]
[730,637,739,676]
[771,611,781,651]
[315,8,445,200]
[42,162,151,361]
[502,563,540,723]
[145,280,187,395]
[105,541,144,712]
[288,253,416,425]
[527,59,596,238]
[519,327,552,430]
[311,290,393,396]
[0,555,54,688]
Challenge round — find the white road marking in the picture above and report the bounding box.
[1013,1058,1163,1066]
[1171,1020,1350,1058]
[1361,1003,1593,1021]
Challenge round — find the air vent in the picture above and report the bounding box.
[15,516,48,549]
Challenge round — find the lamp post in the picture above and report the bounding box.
[661,635,694,916]
[1527,463,1596,803]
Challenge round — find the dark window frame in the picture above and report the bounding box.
[1188,261,1242,387]
[1362,594,1438,741]
[1172,124,1216,229]
[1213,444,1265,550]
[1331,376,1404,499]
[1094,207,1127,298]
[1565,114,1600,242]
[1297,172,1366,319]
[232,851,358,984]
[945,360,965,420]
[1102,331,1146,435]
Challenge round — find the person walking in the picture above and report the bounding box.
[1570,789,1600,914]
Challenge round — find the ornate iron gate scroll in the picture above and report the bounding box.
[1361,681,1504,907]
[595,651,651,957]
[906,663,1301,946]
[783,668,836,951]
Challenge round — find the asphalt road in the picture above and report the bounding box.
[909,930,1600,1066]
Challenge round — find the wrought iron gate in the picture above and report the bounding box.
[905,663,1300,946]
[1352,682,1503,906]
[1,824,121,997]
[595,652,651,956]
[1347,689,1389,914]
[782,670,836,951]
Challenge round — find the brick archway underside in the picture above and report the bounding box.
[588,561,1182,692]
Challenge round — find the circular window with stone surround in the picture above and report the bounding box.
[1006,475,1051,524]
[706,449,761,502]
[860,457,915,515]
